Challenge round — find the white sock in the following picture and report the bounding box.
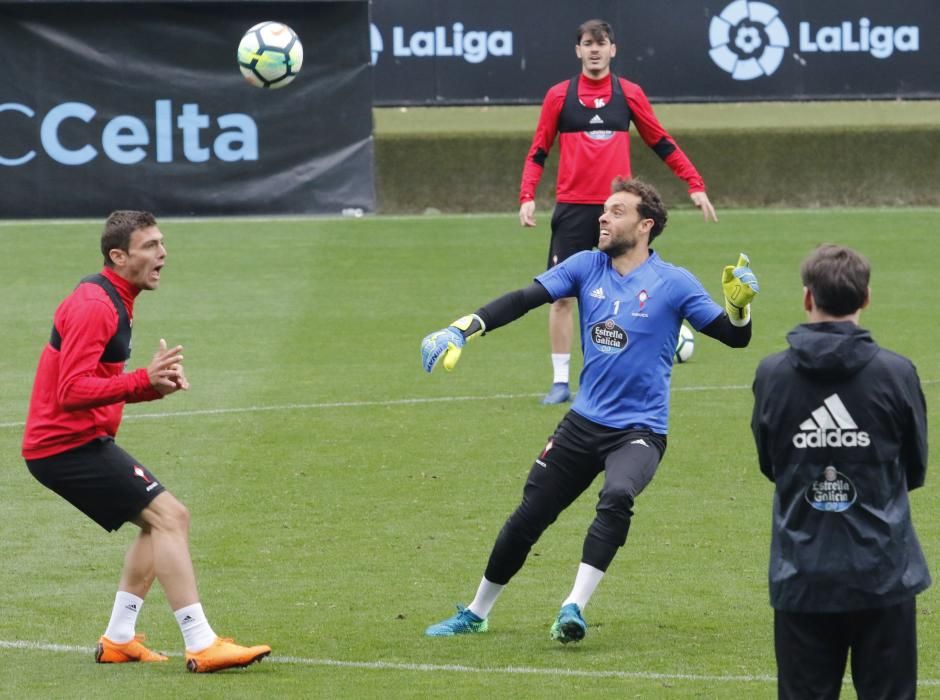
[551,354,570,384]
[174,603,217,653]
[103,591,144,643]
[467,577,505,620]
[562,563,606,612]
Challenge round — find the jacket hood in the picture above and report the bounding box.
[786,322,878,378]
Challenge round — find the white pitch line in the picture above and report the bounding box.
[0,386,726,430]
[1,379,937,430]
[2,639,938,686]
[0,639,776,682]
[273,655,780,683]
[0,392,544,430]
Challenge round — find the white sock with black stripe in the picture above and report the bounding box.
[103,591,144,643]
[174,602,217,653]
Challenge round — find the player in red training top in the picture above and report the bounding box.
[519,19,718,404]
[22,211,270,673]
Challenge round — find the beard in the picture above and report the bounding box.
[599,235,637,259]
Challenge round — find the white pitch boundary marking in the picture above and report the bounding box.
[0,386,729,430]
[1,380,937,431]
[0,393,548,430]
[270,655,779,682]
[1,639,938,686]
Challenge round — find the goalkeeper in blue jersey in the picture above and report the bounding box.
[420,178,759,643]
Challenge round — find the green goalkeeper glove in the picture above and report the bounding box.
[722,253,759,326]
[420,314,485,373]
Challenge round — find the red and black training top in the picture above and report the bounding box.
[22,268,162,460]
[519,73,705,205]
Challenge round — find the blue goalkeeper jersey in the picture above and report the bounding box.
[536,250,723,433]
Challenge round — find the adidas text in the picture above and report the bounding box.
[793,429,870,448]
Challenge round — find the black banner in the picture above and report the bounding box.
[370,0,938,105]
[0,1,374,218]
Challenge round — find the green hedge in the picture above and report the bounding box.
[374,126,940,213]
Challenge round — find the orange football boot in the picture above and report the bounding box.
[96,634,169,663]
[184,637,271,673]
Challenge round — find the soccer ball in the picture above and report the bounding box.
[675,324,695,363]
[237,22,303,89]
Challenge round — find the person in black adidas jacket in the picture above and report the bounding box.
[751,244,929,700]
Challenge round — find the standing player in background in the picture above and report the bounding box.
[519,19,718,405]
[421,179,756,642]
[752,245,929,699]
[22,211,271,673]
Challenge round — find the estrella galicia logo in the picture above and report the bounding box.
[709,0,789,80]
[591,319,628,354]
[805,466,857,512]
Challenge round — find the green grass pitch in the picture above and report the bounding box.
[373,101,940,134]
[1,209,938,698]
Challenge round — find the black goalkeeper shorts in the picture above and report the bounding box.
[26,437,165,532]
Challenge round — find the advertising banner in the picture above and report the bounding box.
[0,1,374,218]
[370,0,938,105]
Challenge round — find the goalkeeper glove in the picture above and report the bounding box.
[722,253,759,326]
[421,314,485,373]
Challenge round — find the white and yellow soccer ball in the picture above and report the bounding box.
[237,22,303,89]
[675,324,695,363]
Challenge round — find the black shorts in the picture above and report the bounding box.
[774,599,918,700]
[547,202,603,269]
[26,437,165,532]
[548,410,667,484]
[482,411,668,583]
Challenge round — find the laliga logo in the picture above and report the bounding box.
[370,22,513,66]
[708,0,789,80]
[710,0,922,80]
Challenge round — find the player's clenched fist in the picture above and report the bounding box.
[722,253,759,326]
[421,328,465,373]
[420,314,486,373]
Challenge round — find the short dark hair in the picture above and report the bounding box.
[101,210,157,266]
[610,177,668,241]
[577,19,614,44]
[801,244,870,316]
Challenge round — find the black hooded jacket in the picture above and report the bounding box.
[751,321,929,612]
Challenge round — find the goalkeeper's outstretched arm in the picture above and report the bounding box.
[474,282,553,334]
[421,282,552,373]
